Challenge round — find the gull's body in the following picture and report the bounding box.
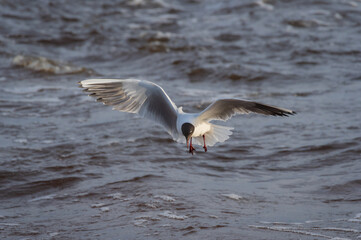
[79,79,295,154]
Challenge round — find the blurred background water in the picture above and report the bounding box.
[0,0,361,239]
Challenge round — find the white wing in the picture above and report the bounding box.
[197,99,295,122]
[79,79,178,136]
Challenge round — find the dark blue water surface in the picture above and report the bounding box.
[1,0,361,239]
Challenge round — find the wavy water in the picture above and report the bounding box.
[12,55,92,74]
[1,0,361,239]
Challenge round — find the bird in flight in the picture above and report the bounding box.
[79,79,295,154]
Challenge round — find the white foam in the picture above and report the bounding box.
[107,192,123,200]
[305,220,323,224]
[259,221,303,226]
[133,219,147,227]
[100,207,110,212]
[135,215,160,221]
[161,224,171,227]
[249,225,331,238]
[158,211,187,220]
[14,139,28,144]
[75,192,90,197]
[145,203,157,209]
[348,218,361,223]
[154,195,175,202]
[42,140,54,144]
[12,55,86,74]
[133,215,161,226]
[28,194,56,202]
[221,193,244,201]
[49,232,59,237]
[0,223,20,226]
[122,197,134,201]
[330,238,352,240]
[255,0,274,11]
[349,213,361,222]
[91,203,107,208]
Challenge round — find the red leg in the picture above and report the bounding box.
[189,137,195,155]
[203,135,207,152]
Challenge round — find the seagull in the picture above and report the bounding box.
[79,79,295,154]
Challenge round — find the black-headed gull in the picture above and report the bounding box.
[79,79,295,154]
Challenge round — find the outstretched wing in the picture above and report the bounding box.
[79,79,178,136]
[197,99,295,122]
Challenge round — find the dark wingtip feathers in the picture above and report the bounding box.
[282,110,296,117]
[253,102,296,117]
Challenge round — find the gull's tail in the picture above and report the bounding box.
[193,124,233,147]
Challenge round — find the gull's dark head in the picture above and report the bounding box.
[181,123,195,143]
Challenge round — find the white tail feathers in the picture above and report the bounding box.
[192,124,233,147]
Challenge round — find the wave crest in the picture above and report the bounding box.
[12,55,92,75]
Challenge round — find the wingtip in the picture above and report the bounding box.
[287,110,296,116]
[277,110,296,117]
[77,79,87,88]
[285,110,296,116]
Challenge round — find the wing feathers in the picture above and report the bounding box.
[198,99,295,122]
[79,79,178,136]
